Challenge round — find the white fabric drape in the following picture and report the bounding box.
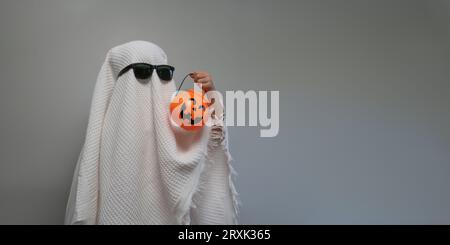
[65,41,239,225]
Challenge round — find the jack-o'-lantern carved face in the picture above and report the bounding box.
[170,89,210,131]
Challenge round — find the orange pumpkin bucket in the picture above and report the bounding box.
[170,74,210,131]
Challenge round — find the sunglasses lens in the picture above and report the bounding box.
[157,66,174,81]
[133,64,153,79]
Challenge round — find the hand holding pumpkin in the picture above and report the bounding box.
[169,71,223,131]
[190,71,223,117]
[189,71,215,92]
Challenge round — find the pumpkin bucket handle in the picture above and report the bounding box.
[175,73,194,96]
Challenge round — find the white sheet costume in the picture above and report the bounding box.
[65,41,239,225]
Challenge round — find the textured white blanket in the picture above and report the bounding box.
[65,41,239,225]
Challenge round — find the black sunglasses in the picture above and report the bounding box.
[118,63,175,81]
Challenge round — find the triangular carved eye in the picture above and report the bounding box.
[179,104,187,118]
[179,109,184,119]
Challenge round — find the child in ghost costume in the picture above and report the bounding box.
[65,41,239,225]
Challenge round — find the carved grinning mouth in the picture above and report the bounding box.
[179,103,204,125]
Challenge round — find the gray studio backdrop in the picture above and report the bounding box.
[1,0,450,224]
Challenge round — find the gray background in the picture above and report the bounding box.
[1,0,450,224]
